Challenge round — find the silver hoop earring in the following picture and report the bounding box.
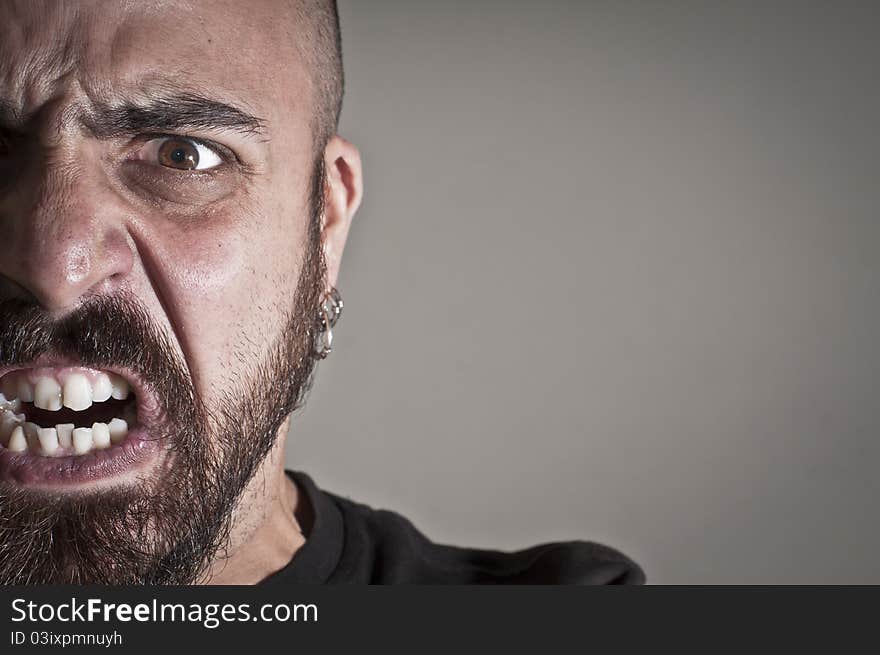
[316,287,343,359]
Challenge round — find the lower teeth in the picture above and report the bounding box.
[0,395,135,457]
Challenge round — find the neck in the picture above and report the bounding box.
[200,421,306,585]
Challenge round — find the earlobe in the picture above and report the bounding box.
[320,135,363,289]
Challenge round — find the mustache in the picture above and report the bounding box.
[0,294,195,415]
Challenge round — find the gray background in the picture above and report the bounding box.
[286,1,880,583]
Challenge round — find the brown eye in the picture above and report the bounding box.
[130,136,224,171]
[158,139,199,170]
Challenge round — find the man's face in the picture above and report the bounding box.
[0,0,343,583]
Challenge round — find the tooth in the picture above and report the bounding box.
[0,420,11,447]
[72,427,93,455]
[34,377,62,411]
[110,374,130,400]
[62,374,92,411]
[108,418,128,444]
[16,378,34,403]
[92,422,110,449]
[0,413,23,447]
[37,427,59,455]
[91,374,113,403]
[8,426,27,452]
[56,424,74,449]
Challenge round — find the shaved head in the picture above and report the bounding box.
[0,0,344,153]
[292,0,344,152]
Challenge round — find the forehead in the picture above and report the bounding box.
[0,0,308,128]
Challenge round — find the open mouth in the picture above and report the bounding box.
[1,367,137,456]
[0,365,162,486]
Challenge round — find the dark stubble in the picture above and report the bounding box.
[0,161,327,584]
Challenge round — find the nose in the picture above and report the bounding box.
[0,159,134,313]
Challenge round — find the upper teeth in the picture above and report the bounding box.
[1,371,130,411]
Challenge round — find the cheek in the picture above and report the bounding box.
[175,234,250,297]
[159,197,299,299]
[152,206,308,399]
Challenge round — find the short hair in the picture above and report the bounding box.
[291,0,344,154]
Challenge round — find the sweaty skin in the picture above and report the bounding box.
[0,0,362,583]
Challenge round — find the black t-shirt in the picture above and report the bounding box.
[261,471,644,585]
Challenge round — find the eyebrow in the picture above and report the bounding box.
[84,92,267,139]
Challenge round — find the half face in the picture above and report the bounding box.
[0,0,337,583]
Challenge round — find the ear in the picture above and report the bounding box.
[321,135,363,289]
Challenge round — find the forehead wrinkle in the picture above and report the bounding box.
[0,85,89,150]
[0,47,76,122]
[0,6,116,136]
[2,1,302,129]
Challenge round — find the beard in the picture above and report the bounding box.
[0,162,327,585]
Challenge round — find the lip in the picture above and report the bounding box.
[0,426,162,486]
[0,356,167,489]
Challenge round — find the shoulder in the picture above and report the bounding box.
[327,491,645,585]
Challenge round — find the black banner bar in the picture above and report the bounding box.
[0,586,875,650]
